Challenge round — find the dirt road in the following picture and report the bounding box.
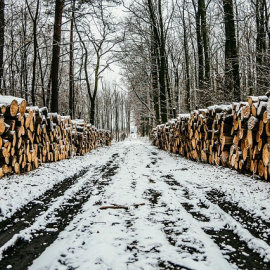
[0,139,270,269]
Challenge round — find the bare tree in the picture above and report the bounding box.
[223,0,241,102]
[69,0,75,118]
[75,0,122,125]
[0,0,4,94]
[26,0,40,105]
[50,0,65,112]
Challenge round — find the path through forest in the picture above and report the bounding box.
[1,138,270,269]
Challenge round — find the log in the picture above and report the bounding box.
[248,116,259,130]
[262,143,270,166]
[258,160,265,178]
[257,101,268,117]
[248,96,258,106]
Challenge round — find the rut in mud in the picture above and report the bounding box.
[0,154,119,269]
[1,139,270,270]
[0,168,90,247]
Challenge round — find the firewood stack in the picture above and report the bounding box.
[0,95,112,178]
[152,94,270,180]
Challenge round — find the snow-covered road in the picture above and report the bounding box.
[1,138,270,269]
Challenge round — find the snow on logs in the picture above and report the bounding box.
[0,95,112,178]
[152,94,270,180]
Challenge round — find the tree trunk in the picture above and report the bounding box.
[50,0,65,113]
[37,46,46,106]
[166,58,173,118]
[223,0,240,102]
[147,0,167,123]
[69,0,75,118]
[151,31,160,125]
[0,0,4,94]
[26,0,40,106]
[183,6,191,111]
[200,0,210,83]
[21,6,28,100]
[255,0,268,94]
[194,0,204,90]
[157,0,167,123]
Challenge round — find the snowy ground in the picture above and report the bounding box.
[1,138,270,269]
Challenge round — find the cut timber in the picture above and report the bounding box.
[258,120,264,136]
[0,95,18,117]
[3,130,16,146]
[0,117,5,135]
[246,130,253,149]
[14,97,27,116]
[248,116,259,130]
[258,95,268,104]
[241,104,250,119]
[266,121,270,136]
[257,101,267,117]
[2,164,12,174]
[220,134,233,151]
[238,160,245,171]
[251,103,258,117]
[262,143,270,166]
[220,151,229,167]
[267,97,270,120]
[13,162,20,174]
[258,160,265,178]
[248,96,258,106]
[263,111,268,123]
[0,104,6,114]
[200,150,208,162]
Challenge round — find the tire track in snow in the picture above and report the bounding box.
[2,139,270,269]
[176,183,270,269]
[117,145,199,269]
[157,175,210,265]
[140,159,215,269]
[206,188,270,244]
[0,153,120,269]
[144,146,270,269]
[0,167,90,248]
[134,142,270,269]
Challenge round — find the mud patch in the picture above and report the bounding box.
[181,203,210,222]
[144,189,162,205]
[158,260,192,269]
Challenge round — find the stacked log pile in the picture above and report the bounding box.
[0,95,111,178]
[152,95,270,180]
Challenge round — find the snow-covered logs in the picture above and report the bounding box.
[152,95,270,180]
[0,95,112,178]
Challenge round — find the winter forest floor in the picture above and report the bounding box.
[1,138,270,270]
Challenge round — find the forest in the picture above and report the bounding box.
[0,0,269,138]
